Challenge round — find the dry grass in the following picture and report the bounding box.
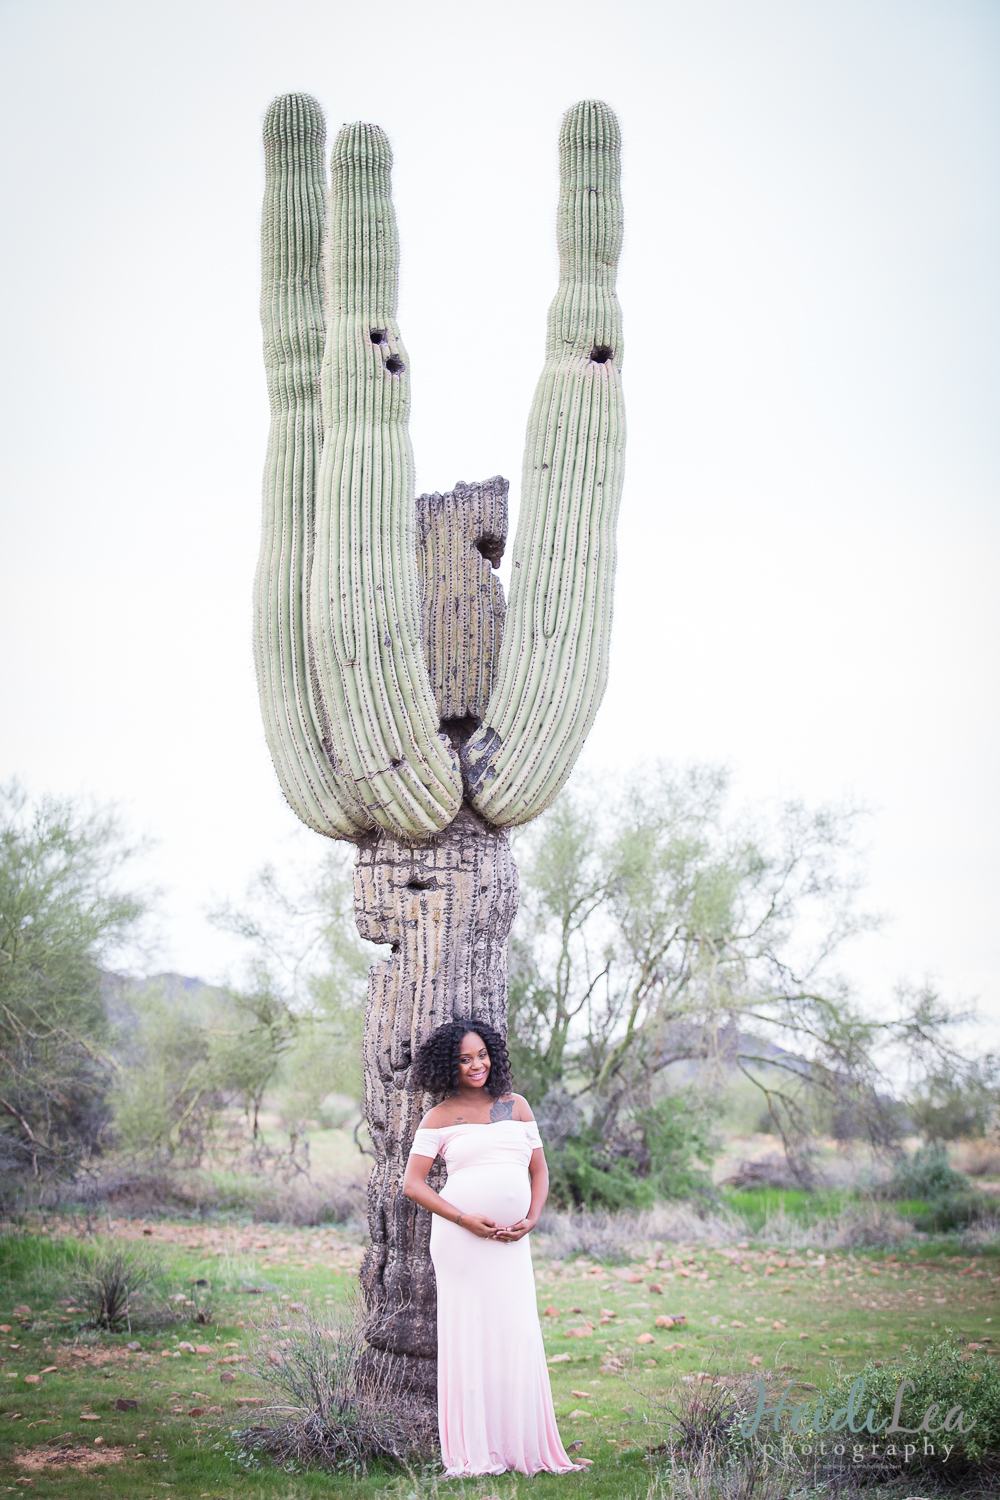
[235,1293,437,1474]
[753,1198,913,1249]
[65,1162,369,1226]
[534,1201,747,1260]
[14,1443,127,1471]
[962,1210,1000,1250]
[953,1138,1000,1179]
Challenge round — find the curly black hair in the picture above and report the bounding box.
[409,1018,513,1099]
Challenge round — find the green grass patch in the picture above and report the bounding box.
[719,1185,849,1229]
[0,1219,995,1497]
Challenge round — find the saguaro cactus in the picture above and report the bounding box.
[254,95,625,1400]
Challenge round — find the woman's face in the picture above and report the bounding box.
[457,1032,491,1090]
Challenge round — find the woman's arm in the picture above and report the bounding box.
[401,1153,499,1238]
[493,1147,549,1243]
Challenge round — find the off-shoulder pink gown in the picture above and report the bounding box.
[409,1120,577,1477]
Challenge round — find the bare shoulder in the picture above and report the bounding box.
[419,1103,452,1129]
[512,1093,536,1122]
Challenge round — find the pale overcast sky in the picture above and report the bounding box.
[1,0,997,1035]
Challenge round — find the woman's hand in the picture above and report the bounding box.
[456,1212,499,1239]
[491,1217,534,1243]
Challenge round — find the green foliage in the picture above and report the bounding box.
[639,1093,719,1200]
[823,1338,1000,1472]
[210,846,375,1123]
[879,1145,989,1232]
[109,977,294,1163]
[108,845,375,1172]
[546,1127,654,1211]
[886,1143,969,1201]
[545,1089,718,1211]
[0,783,146,1185]
[509,764,969,1192]
[909,1053,1000,1142]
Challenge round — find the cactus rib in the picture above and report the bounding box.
[309,123,463,838]
[253,93,373,839]
[465,100,626,825]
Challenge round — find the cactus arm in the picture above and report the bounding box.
[309,124,463,839]
[253,94,374,839]
[464,100,626,826]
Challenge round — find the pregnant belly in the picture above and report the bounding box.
[439,1165,531,1226]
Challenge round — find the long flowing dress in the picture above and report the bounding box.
[408,1120,577,1477]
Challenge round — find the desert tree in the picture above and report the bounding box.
[0,782,147,1183]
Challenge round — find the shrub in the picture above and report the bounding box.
[546,1127,655,1210]
[235,1296,436,1474]
[639,1370,801,1499]
[884,1142,969,1201]
[66,1243,164,1330]
[817,1338,1000,1483]
[544,1089,717,1212]
[880,1144,989,1231]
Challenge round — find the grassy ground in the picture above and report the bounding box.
[0,1215,996,1499]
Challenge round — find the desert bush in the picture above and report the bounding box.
[65,1242,164,1330]
[235,1296,436,1473]
[644,1450,804,1500]
[0,784,147,1189]
[878,1144,988,1233]
[541,1086,719,1212]
[817,1339,1000,1484]
[884,1142,969,1202]
[636,1371,804,1500]
[909,1054,1000,1144]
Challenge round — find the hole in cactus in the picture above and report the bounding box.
[370,329,386,345]
[405,878,438,892]
[440,715,480,751]
[590,344,613,364]
[385,355,405,375]
[475,535,505,569]
[390,757,405,770]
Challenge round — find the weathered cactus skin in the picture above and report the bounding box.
[253,94,373,838]
[308,124,464,840]
[464,100,625,825]
[416,477,508,726]
[355,809,518,1396]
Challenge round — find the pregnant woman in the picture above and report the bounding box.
[402,1018,580,1477]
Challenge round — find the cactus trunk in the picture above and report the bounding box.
[354,809,518,1397]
